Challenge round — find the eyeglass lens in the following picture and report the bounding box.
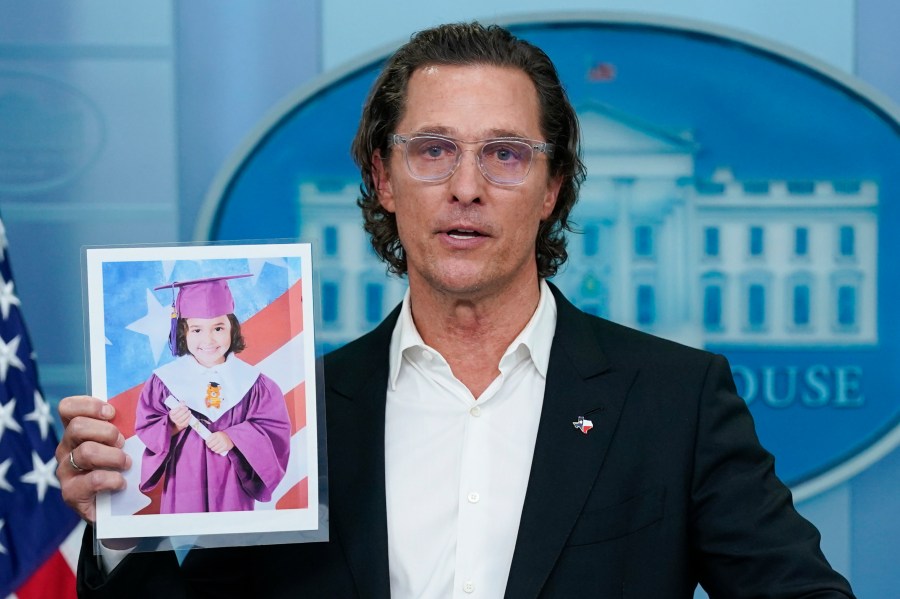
[404,136,534,185]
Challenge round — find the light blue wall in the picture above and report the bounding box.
[321,0,856,72]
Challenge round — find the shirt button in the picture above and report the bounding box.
[469,406,481,417]
[463,581,475,593]
[421,350,433,361]
[467,492,480,503]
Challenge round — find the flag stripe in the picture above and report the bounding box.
[284,383,306,435]
[13,551,77,599]
[58,523,85,574]
[110,385,141,438]
[238,279,303,365]
[275,476,308,510]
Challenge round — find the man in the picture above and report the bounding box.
[57,22,855,598]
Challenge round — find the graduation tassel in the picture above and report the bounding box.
[167,283,179,355]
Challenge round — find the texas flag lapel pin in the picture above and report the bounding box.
[572,415,593,435]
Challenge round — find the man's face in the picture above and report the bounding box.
[375,64,561,301]
[185,316,232,368]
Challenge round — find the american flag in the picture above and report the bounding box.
[0,217,81,599]
[587,61,617,82]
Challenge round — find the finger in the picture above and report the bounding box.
[59,469,127,523]
[207,438,226,453]
[58,395,115,427]
[71,441,132,473]
[168,406,190,426]
[57,415,124,460]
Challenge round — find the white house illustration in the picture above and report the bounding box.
[298,104,878,350]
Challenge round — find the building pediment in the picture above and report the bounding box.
[578,102,698,155]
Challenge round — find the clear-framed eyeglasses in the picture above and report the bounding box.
[389,133,555,186]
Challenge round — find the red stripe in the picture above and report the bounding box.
[284,382,306,435]
[110,384,142,438]
[275,476,308,510]
[16,551,77,599]
[239,279,304,365]
[134,477,165,516]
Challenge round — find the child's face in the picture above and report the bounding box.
[185,315,232,368]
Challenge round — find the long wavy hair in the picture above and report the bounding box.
[351,22,586,278]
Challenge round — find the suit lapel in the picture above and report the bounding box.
[325,309,400,599]
[505,287,637,598]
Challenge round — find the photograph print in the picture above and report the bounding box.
[84,242,321,543]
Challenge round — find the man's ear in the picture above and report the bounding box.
[373,150,395,213]
[541,174,563,220]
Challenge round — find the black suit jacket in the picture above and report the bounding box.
[78,285,854,598]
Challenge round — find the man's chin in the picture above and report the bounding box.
[421,274,519,305]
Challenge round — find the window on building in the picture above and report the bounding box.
[322,281,339,324]
[703,285,722,329]
[749,226,764,257]
[704,227,719,257]
[795,227,808,257]
[743,181,769,194]
[634,225,654,257]
[636,284,655,325]
[793,284,810,326]
[323,226,339,257]
[839,226,855,257]
[837,285,856,326]
[748,284,765,328]
[583,224,600,257]
[365,282,383,324]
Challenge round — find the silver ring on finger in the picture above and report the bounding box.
[69,450,86,472]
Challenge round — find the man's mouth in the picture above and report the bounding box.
[447,229,481,239]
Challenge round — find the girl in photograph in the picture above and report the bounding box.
[135,274,291,514]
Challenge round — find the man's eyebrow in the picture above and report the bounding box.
[485,128,529,139]
[413,125,455,136]
[411,126,532,140]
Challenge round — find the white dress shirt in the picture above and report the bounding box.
[385,281,557,598]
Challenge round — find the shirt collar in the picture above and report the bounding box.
[388,280,557,390]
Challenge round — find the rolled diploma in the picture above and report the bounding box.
[164,395,228,456]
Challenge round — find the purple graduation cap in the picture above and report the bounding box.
[155,274,252,355]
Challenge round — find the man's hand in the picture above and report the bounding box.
[206,431,234,455]
[55,395,131,523]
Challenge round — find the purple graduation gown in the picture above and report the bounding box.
[135,360,291,514]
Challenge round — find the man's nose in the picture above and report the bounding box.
[448,149,484,203]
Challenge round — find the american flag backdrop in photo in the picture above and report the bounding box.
[99,256,311,517]
[0,217,81,599]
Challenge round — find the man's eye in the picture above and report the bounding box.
[414,138,455,159]
[487,144,522,162]
[422,144,452,159]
